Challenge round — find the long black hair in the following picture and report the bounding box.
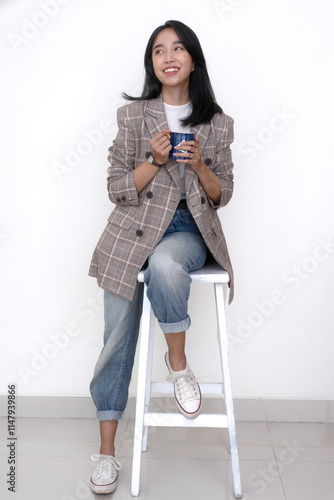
[122,20,222,127]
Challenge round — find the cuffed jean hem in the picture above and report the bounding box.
[158,315,191,334]
[96,409,125,421]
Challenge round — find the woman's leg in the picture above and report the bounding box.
[164,331,186,371]
[99,420,118,456]
[89,283,143,494]
[144,230,207,418]
[144,230,207,337]
[89,281,144,452]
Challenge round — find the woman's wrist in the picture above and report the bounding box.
[153,153,168,166]
[148,154,165,168]
[193,161,207,175]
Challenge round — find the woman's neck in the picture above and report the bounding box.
[161,86,190,106]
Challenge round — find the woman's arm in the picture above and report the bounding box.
[133,129,171,194]
[106,106,140,206]
[107,106,172,204]
[186,142,222,205]
[173,115,234,208]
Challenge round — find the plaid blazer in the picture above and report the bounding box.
[89,95,235,303]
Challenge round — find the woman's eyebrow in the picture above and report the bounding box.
[153,40,183,50]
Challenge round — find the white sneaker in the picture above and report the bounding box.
[165,352,202,419]
[89,453,122,494]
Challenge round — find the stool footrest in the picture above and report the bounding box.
[151,381,224,395]
[144,412,228,428]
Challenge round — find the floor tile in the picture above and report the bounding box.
[268,422,334,462]
[119,419,275,462]
[279,461,334,500]
[238,459,287,500]
[0,417,128,457]
[0,417,333,500]
[119,418,231,459]
[0,455,106,500]
[124,457,232,500]
[236,422,272,446]
[268,422,334,448]
[236,422,275,460]
[107,457,287,500]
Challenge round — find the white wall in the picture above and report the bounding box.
[1,0,333,402]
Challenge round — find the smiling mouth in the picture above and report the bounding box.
[164,67,180,74]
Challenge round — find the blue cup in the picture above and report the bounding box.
[169,132,195,160]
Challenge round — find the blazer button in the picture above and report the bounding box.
[116,197,121,203]
[146,191,153,199]
[201,196,206,204]
[136,229,143,237]
[121,195,127,201]
[204,158,212,166]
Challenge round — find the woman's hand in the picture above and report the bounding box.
[173,136,206,173]
[174,136,222,204]
[133,129,171,194]
[149,128,172,165]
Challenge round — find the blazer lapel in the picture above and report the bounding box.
[144,96,180,186]
[191,122,211,145]
[145,96,169,135]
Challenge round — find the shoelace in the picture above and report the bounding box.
[166,370,199,404]
[91,453,122,480]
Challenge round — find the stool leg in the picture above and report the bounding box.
[131,285,151,497]
[215,283,242,499]
[142,306,155,452]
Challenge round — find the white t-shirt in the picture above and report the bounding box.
[163,101,192,200]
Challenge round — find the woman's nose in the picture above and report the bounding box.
[164,51,175,64]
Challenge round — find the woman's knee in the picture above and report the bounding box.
[146,259,190,293]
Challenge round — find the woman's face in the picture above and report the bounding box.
[152,28,194,91]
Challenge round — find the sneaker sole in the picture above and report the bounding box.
[89,477,117,494]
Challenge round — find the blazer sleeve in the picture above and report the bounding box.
[106,105,142,207]
[209,114,234,209]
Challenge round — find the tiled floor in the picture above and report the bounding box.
[0,416,333,500]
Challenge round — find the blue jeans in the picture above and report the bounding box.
[89,209,207,421]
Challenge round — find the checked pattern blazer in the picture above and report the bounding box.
[89,95,235,303]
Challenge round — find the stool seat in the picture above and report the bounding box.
[132,262,242,498]
[138,262,230,284]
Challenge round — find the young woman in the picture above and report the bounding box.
[88,20,234,494]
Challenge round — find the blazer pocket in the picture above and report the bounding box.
[209,218,224,245]
[107,208,135,230]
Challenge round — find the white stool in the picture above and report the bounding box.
[131,262,242,498]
